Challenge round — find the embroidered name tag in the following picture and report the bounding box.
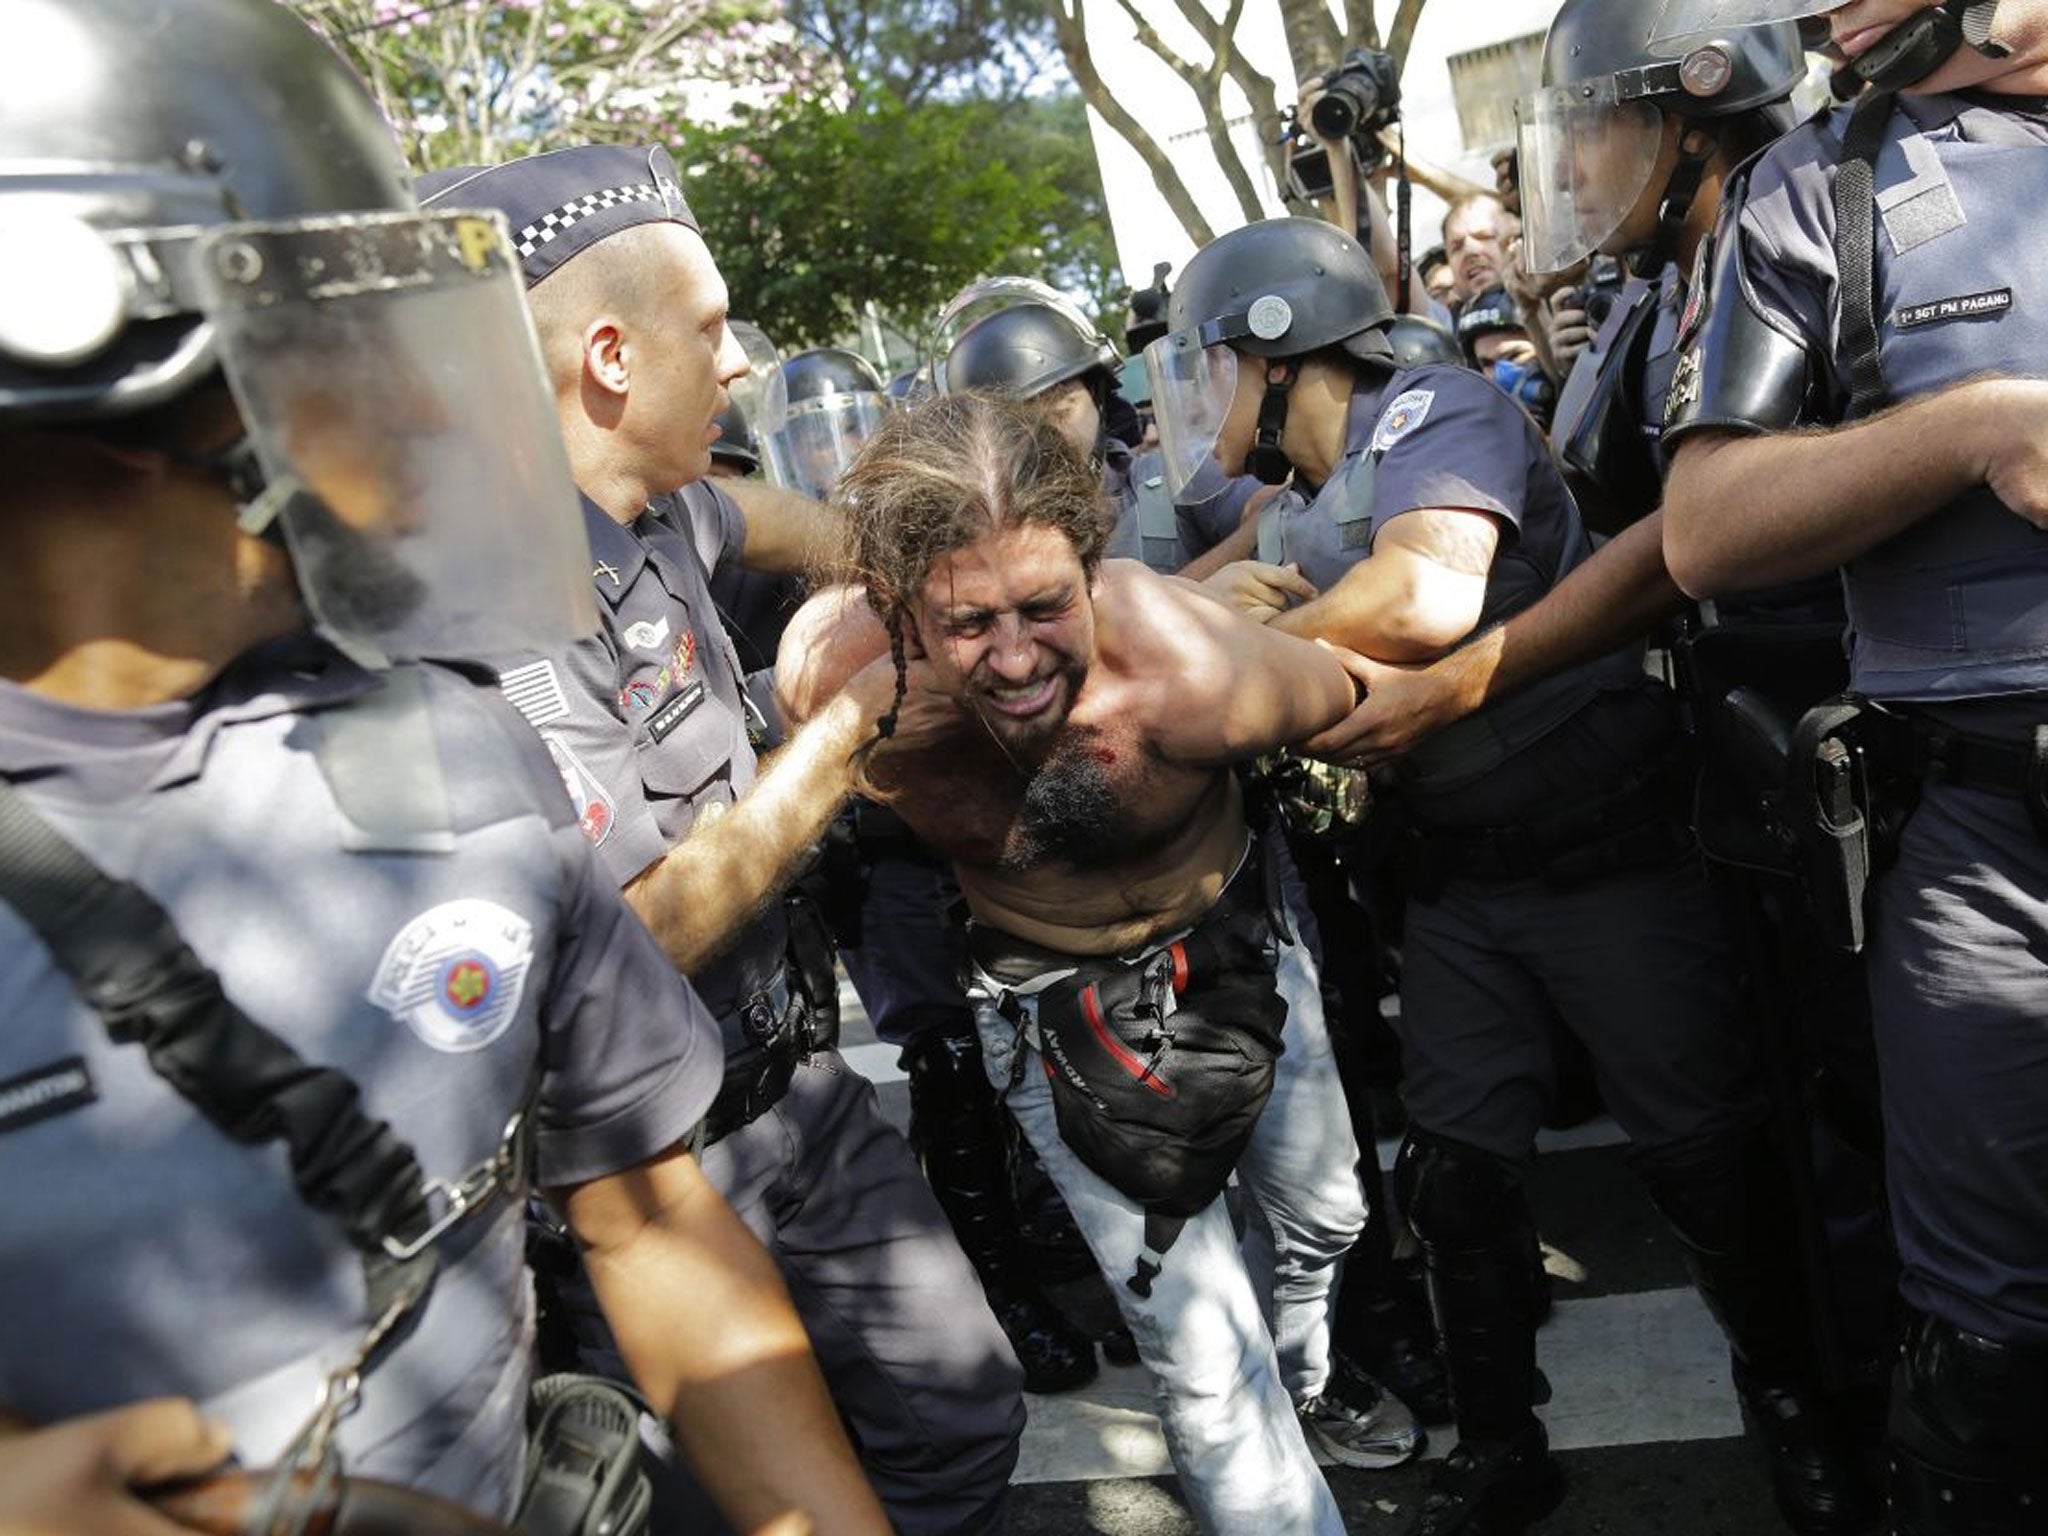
[1896,289,2011,329]
[0,1057,96,1136]
[647,680,706,744]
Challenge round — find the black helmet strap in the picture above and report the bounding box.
[1246,361,1298,485]
[1830,0,2007,97]
[1631,125,1716,279]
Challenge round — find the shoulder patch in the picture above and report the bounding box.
[541,731,617,847]
[370,899,535,1053]
[1371,388,1435,453]
[500,658,571,730]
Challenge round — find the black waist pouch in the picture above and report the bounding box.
[973,840,1289,1247]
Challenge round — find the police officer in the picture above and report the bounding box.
[759,346,894,503]
[0,4,886,1532]
[938,283,1186,574]
[1157,215,1840,1535]
[1657,2,2048,1529]
[419,148,1024,1536]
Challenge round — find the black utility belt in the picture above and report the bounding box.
[702,978,809,1145]
[1405,761,1688,890]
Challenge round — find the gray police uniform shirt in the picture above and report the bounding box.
[1263,363,1640,792]
[498,483,787,1026]
[0,637,721,1516]
[1665,91,2048,702]
[1102,441,1186,573]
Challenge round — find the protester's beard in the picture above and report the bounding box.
[999,739,1127,872]
[280,489,429,640]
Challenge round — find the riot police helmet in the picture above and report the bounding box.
[1145,217,1393,495]
[1648,0,2005,95]
[0,0,595,667]
[1386,313,1467,370]
[940,301,1120,403]
[759,347,892,501]
[709,397,761,476]
[1518,0,1805,274]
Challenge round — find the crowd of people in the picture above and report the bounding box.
[4,2,2046,1536]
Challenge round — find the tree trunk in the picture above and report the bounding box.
[1052,0,1218,247]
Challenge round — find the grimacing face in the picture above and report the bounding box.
[912,521,1096,759]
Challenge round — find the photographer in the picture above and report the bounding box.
[1288,52,1434,315]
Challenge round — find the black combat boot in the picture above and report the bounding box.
[1399,1137,1567,1536]
[1643,1136,1883,1536]
[903,1021,1098,1393]
[1889,1310,2048,1536]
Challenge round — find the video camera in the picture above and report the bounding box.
[1284,48,1402,203]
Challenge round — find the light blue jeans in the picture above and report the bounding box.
[968,839,1364,1536]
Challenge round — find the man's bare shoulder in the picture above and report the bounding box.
[1093,559,1259,691]
[776,585,888,725]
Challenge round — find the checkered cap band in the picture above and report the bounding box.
[416,144,699,290]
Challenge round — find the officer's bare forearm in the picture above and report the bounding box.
[1177,517,1259,582]
[1663,385,2001,597]
[565,1154,891,1536]
[1443,511,1676,710]
[726,479,849,580]
[624,692,869,973]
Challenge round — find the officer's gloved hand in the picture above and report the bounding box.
[0,1399,232,1536]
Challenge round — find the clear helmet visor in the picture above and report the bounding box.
[760,392,893,501]
[194,211,594,668]
[927,275,1110,395]
[723,318,782,439]
[1517,86,1668,275]
[1143,329,1238,500]
[1649,0,1836,44]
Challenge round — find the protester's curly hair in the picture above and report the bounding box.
[838,391,1116,743]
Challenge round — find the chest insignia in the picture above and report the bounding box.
[1371,388,1435,453]
[593,561,622,588]
[1895,288,2011,330]
[647,680,707,745]
[623,617,672,654]
[0,1056,97,1137]
[370,899,536,1054]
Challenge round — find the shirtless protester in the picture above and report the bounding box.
[778,393,1418,1536]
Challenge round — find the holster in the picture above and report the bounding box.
[782,890,841,1054]
[516,1375,653,1536]
[1784,696,1919,954]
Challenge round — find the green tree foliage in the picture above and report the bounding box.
[785,0,1057,103]
[676,88,1061,346]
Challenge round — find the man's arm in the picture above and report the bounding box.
[560,1151,890,1536]
[1269,507,1499,662]
[1662,378,2048,597]
[1139,576,1357,763]
[623,675,885,973]
[722,478,848,579]
[0,1401,233,1536]
[1302,510,1677,766]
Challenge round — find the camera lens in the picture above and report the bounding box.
[1310,89,1359,140]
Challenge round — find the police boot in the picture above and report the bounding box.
[902,1020,1098,1393]
[1889,1309,2048,1536]
[1398,1135,1566,1536]
[1641,1137,1881,1536]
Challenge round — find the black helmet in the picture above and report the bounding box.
[1518,0,1803,274]
[1386,314,1467,370]
[885,366,932,406]
[1649,0,2004,95]
[0,0,598,667]
[1148,219,1393,495]
[940,302,1119,401]
[710,397,760,474]
[759,348,892,501]
[0,0,414,421]
[1165,218,1394,364]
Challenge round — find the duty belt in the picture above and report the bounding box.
[701,973,804,1145]
[1893,707,2048,842]
[1405,759,1688,891]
